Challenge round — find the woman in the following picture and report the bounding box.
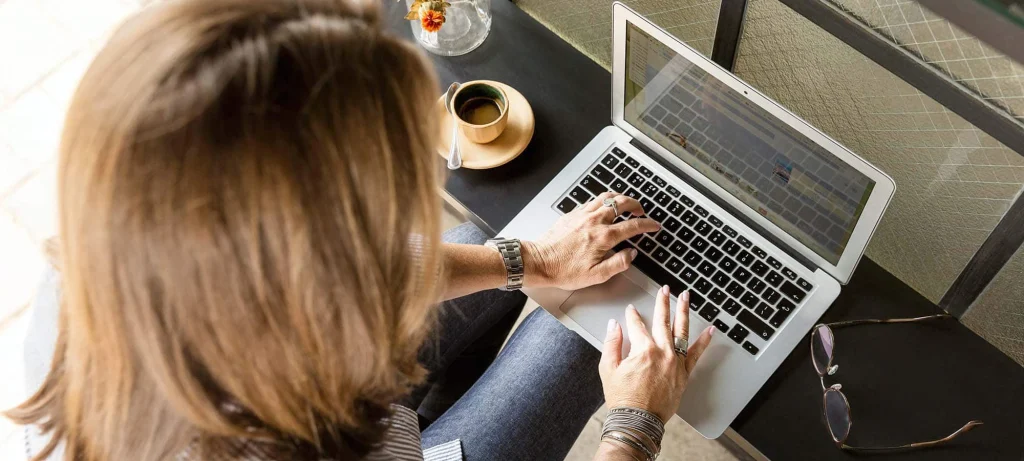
[8,0,715,460]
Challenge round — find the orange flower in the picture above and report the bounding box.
[420,9,444,32]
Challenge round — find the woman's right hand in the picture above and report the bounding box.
[598,286,715,423]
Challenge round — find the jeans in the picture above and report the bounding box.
[407,223,606,460]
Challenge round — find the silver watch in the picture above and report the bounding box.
[485,238,524,291]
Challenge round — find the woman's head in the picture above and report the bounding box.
[8,0,443,459]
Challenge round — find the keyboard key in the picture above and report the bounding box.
[569,186,591,203]
[733,267,752,283]
[627,172,646,187]
[601,155,620,169]
[699,304,720,322]
[666,257,684,273]
[708,215,723,227]
[695,220,712,236]
[663,217,682,233]
[728,324,749,344]
[689,292,706,309]
[726,281,745,297]
[680,267,698,284]
[723,241,741,256]
[683,251,703,267]
[754,302,775,320]
[650,207,668,222]
[681,210,698,225]
[711,271,729,287]
[737,309,775,340]
[652,176,667,188]
[638,237,657,253]
[723,298,742,315]
[698,261,716,277]
[765,271,784,287]
[652,247,670,263]
[779,281,807,303]
[747,278,767,295]
[713,319,730,333]
[640,197,656,213]
[751,261,769,276]
[782,267,798,280]
[797,278,813,291]
[667,201,685,216]
[695,278,712,294]
[677,227,695,243]
[592,165,614,183]
[740,292,758,308]
[680,195,695,207]
[654,191,672,206]
[723,225,738,238]
[708,230,726,246]
[655,231,675,247]
[614,163,633,178]
[611,147,627,158]
[692,237,709,252]
[751,246,767,259]
[766,256,782,270]
[641,182,659,196]
[743,342,760,355]
[625,188,642,200]
[777,298,796,313]
[737,251,754,266]
[693,205,709,217]
[666,185,681,197]
[610,178,629,193]
[737,236,752,248]
[762,287,781,305]
[631,252,687,297]
[704,247,723,263]
[625,157,640,168]
[669,241,688,256]
[557,197,577,213]
[720,257,737,273]
[769,307,791,328]
[638,166,653,178]
[581,176,607,195]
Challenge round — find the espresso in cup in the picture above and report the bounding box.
[450,81,509,144]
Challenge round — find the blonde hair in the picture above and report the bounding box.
[6,0,443,459]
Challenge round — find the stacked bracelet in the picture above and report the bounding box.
[601,407,665,461]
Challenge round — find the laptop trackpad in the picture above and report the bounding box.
[562,273,658,355]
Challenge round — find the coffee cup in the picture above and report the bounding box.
[450,81,509,144]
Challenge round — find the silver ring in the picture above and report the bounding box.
[603,197,619,217]
[673,336,688,356]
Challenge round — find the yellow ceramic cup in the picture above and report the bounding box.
[450,81,510,144]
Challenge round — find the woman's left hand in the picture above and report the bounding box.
[524,191,661,291]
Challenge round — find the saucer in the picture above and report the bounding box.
[435,81,535,169]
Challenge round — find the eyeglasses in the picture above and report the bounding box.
[811,313,984,451]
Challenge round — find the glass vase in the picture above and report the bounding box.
[406,0,491,56]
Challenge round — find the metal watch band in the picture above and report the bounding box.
[485,238,524,291]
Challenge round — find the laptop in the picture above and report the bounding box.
[499,2,895,438]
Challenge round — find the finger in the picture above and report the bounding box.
[685,325,715,373]
[624,304,653,353]
[606,217,661,243]
[673,290,690,340]
[592,247,638,280]
[612,196,646,217]
[583,191,620,212]
[651,285,672,347]
[599,319,623,377]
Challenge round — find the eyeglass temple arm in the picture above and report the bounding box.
[827,313,952,329]
[840,420,984,451]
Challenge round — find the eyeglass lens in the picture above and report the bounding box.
[824,388,852,443]
[811,324,834,376]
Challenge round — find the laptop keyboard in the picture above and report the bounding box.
[554,147,816,356]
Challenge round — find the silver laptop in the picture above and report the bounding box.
[500,2,895,438]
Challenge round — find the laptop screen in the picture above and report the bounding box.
[623,22,875,265]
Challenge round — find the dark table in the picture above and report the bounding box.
[384,2,1024,460]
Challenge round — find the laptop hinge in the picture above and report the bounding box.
[628,138,820,273]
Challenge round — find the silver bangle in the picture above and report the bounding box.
[602,431,653,461]
[602,407,665,461]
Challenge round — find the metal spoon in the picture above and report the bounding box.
[444,82,462,170]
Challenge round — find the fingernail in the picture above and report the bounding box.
[627,304,636,312]
[661,285,670,296]
[706,325,715,337]
[629,249,638,260]
[683,289,690,300]
[607,318,617,332]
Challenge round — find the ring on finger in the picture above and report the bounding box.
[673,336,688,356]
[603,197,620,218]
